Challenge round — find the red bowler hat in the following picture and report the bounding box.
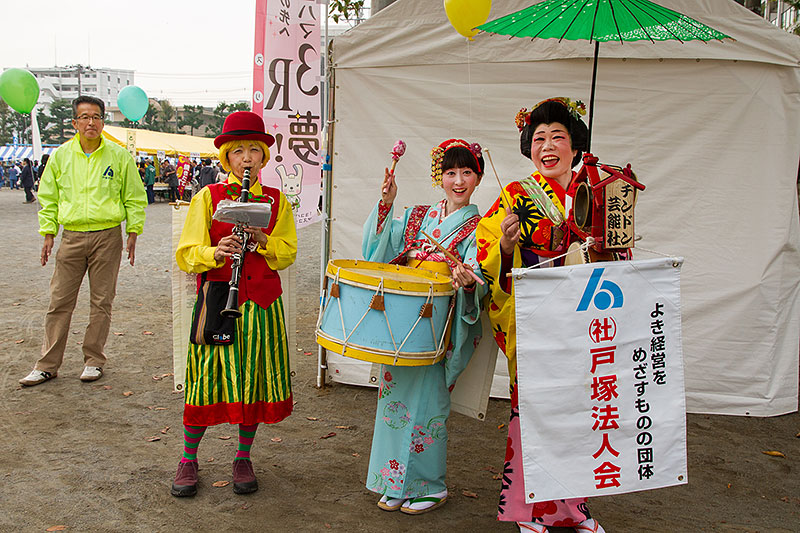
[214,111,275,148]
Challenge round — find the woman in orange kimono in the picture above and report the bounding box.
[476,98,606,533]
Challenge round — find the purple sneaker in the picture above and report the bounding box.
[232,459,258,494]
[171,461,198,497]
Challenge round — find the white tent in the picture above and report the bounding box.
[0,145,57,161]
[322,0,800,416]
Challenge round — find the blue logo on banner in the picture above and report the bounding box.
[577,268,623,312]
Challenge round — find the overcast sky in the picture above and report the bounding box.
[0,0,357,107]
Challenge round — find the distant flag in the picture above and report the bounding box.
[177,155,191,197]
[31,110,43,162]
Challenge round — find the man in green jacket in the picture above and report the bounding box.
[19,95,147,387]
[144,159,157,204]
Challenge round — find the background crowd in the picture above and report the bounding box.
[1,154,227,204]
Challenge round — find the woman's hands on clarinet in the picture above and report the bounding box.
[243,227,268,247]
[214,233,243,262]
[214,228,269,262]
[381,167,397,206]
[499,204,521,256]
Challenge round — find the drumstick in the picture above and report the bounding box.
[421,230,485,286]
[484,148,513,213]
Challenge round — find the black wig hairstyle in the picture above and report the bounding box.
[519,100,589,168]
[441,145,484,177]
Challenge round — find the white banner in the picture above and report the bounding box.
[514,257,688,503]
[171,204,195,393]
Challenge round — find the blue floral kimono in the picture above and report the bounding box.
[362,198,487,499]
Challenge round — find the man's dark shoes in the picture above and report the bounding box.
[171,461,198,497]
[232,459,258,494]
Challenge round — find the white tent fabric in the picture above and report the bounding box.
[0,145,56,161]
[324,0,800,416]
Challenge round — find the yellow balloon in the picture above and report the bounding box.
[444,0,492,40]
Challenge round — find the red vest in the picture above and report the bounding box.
[203,181,283,310]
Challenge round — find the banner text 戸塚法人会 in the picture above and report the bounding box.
[513,257,687,503]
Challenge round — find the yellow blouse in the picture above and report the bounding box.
[175,175,297,274]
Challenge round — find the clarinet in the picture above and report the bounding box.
[220,168,251,319]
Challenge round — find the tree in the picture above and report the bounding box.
[0,100,14,145]
[141,100,160,131]
[7,111,31,144]
[36,109,54,143]
[741,0,762,15]
[179,104,205,136]
[329,0,365,24]
[120,118,141,129]
[41,99,74,145]
[209,101,249,136]
[159,100,177,133]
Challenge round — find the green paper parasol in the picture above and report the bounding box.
[477,0,732,151]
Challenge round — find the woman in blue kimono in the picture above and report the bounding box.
[362,139,487,515]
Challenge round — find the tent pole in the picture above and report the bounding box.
[587,40,599,154]
[317,0,332,389]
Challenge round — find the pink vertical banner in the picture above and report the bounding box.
[177,155,191,196]
[253,0,322,228]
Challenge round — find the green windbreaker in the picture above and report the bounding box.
[38,134,147,236]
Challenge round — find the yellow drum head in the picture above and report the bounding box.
[326,259,454,295]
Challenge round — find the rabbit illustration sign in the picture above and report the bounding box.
[277,163,303,210]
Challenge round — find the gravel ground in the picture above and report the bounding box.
[0,187,797,532]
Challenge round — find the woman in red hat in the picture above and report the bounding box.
[170,111,297,498]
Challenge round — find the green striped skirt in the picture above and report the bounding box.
[183,297,293,426]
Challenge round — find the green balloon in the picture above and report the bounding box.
[0,68,40,114]
[117,85,149,122]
